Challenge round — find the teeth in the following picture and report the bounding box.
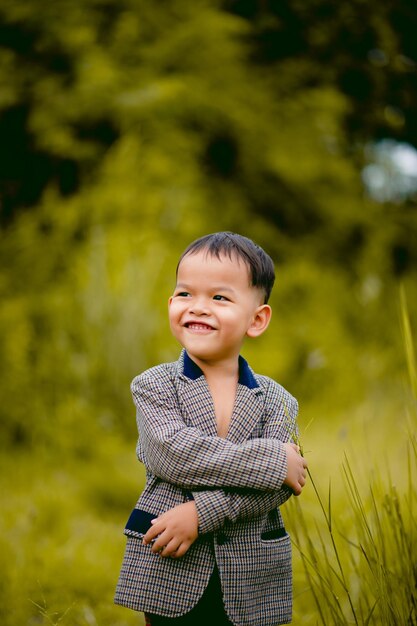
[187,323,212,330]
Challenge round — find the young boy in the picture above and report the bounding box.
[115,232,307,625]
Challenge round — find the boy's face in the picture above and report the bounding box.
[169,251,271,366]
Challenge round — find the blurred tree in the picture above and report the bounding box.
[0,0,416,451]
[1,0,415,267]
[224,0,417,148]
[1,7,416,625]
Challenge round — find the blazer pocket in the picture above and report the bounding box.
[123,508,156,539]
[261,527,288,541]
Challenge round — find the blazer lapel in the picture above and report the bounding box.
[175,350,217,436]
[174,350,265,442]
[226,384,265,444]
[177,376,218,437]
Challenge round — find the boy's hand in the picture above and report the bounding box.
[283,442,308,495]
[142,501,199,558]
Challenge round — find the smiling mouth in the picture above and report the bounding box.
[185,322,214,331]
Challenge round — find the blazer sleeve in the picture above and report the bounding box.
[192,487,292,534]
[132,369,288,492]
[192,384,298,533]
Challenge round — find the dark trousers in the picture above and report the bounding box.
[145,567,232,625]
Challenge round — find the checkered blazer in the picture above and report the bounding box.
[115,350,299,625]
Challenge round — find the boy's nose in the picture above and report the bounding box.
[189,299,209,316]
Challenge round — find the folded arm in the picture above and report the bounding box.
[191,486,291,533]
[192,384,299,533]
[133,370,288,492]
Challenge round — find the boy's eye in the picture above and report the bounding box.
[176,292,190,297]
[213,294,228,301]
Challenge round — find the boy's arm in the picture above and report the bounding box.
[139,378,305,556]
[141,488,290,557]
[192,387,301,533]
[191,486,291,534]
[142,501,199,558]
[133,371,295,493]
[140,445,301,553]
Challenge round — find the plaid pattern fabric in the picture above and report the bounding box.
[145,566,233,625]
[114,350,298,625]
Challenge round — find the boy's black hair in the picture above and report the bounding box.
[177,232,275,304]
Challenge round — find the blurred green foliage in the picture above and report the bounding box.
[0,0,416,623]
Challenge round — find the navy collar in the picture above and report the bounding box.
[182,350,259,390]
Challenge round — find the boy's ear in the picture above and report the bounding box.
[246,304,272,338]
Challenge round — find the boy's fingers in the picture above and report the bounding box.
[294,470,308,495]
[143,516,169,545]
[170,542,189,559]
[160,538,181,557]
[150,530,171,553]
[142,523,161,544]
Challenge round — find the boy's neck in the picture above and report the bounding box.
[190,354,240,382]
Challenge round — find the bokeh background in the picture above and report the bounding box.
[1,1,416,624]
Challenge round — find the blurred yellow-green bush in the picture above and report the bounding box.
[1,0,416,623]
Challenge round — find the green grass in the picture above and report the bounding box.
[3,393,415,625]
[1,299,416,625]
[286,436,417,625]
[0,438,146,626]
[284,292,417,625]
